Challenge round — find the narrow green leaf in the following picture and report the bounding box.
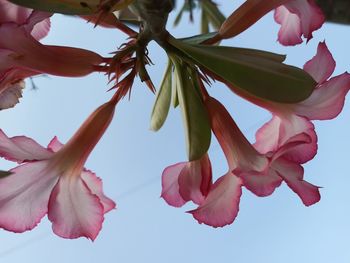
[195,45,287,63]
[201,10,210,34]
[172,58,211,161]
[173,4,186,26]
[169,38,316,103]
[0,170,12,179]
[9,0,133,15]
[201,0,226,30]
[180,32,218,45]
[150,61,173,131]
[172,68,179,108]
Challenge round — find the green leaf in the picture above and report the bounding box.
[180,32,218,45]
[0,170,12,179]
[201,0,226,30]
[171,58,211,161]
[172,68,179,108]
[150,60,173,131]
[200,10,210,34]
[9,0,133,15]
[169,38,316,103]
[173,4,186,27]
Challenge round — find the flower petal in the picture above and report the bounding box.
[0,129,52,162]
[239,168,283,197]
[303,42,336,84]
[284,0,324,42]
[274,6,302,46]
[0,0,32,24]
[0,79,24,110]
[48,175,104,240]
[47,136,64,152]
[0,1,51,39]
[31,14,51,40]
[296,73,350,120]
[273,158,320,206]
[189,173,242,227]
[0,161,58,232]
[275,0,324,45]
[82,170,116,213]
[161,162,187,207]
[255,115,317,164]
[178,154,212,205]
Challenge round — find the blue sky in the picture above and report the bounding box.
[0,1,350,262]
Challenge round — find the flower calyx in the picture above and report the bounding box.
[107,36,155,102]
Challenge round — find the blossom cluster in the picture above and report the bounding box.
[0,0,348,240]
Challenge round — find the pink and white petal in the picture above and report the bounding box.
[274,6,303,46]
[284,0,325,42]
[0,79,24,110]
[161,163,187,207]
[271,132,312,162]
[0,0,32,24]
[31,15,51,40]
[282,129,317,164]
[189,173,242,227]
[81,170,116,213]
[238,169,283,197]
[0,129,52,162]
[303,42,335,84]
[47,136,64,152]
[0,2,50,38]
[254,116,281,154]
[255,115,317,164]
[296,73,350,120]
[178,154,212,205]
[48,175,104,240]
[0,160,58,232]
[0,67,39,92]
[273,158,320,206]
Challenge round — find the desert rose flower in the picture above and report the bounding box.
[0,0,104,109]
[189,97,320,227]
[0,96,118,240]
[254,42,350,163]
[211,0,324,46]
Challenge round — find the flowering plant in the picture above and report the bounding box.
[0,0,348,240]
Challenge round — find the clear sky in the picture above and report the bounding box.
[0,1,350,262]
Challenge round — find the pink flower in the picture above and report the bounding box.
[212,0,324,45]
[255,42,350,163]
[275,0,325,46]
[0,0,104,109]
[161,154,212,207]
[0,97,118,240]
[188,97,320,227]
